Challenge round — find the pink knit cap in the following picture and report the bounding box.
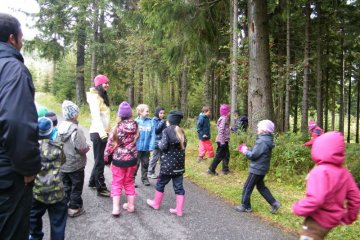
[308,120,316,131]
[257,119,275,134]
[94,75,109,87]
[220,104,230,116]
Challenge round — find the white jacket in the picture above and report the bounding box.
[86,88,111,139]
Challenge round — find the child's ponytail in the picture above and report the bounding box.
[175,126,185,150]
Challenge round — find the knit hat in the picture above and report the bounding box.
[45,112,58,127]
[62,100,80,120]
[220,104,230,116]
[167,110,183,126]
[257,119,275,134]
[155,106,165,118]
[37,106,48,117]
[308,120,316,131]
[94,74,110,87]
[38,117,53,139]
[118,101,132,118]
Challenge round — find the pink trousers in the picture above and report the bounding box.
[198,140,214,158]
[111,165,137,197]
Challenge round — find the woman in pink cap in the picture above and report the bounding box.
[236,119,281,214]
[207,104,231,176]
[86,75,111,197]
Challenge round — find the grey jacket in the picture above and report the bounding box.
[245,134,275,175]
[57,121,90,172]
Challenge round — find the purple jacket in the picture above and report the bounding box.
[215,115,230,144]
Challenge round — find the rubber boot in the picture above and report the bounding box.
[112,196,121,217]
[123,195,135,213]
[169,195,185,217]
[147,190,164,210]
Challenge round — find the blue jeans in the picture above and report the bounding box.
[29,198,68,240]
[156,174,185,195]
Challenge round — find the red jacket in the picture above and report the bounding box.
[293,131,360,228]
[304,126,324,146]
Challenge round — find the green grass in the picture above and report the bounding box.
[36,92,360,239]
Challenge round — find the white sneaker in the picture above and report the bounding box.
[147,173,157,179]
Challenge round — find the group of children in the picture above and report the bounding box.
[32,99,360,240]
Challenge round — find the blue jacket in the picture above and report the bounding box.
[245,134,275,175]
[135,117,156,151]
[152,117,167,149]
[197,113,211,140]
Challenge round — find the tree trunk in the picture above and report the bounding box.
[315,1,323,127]
[137,49,144,104]
[347,62,351,143]
[230,0,238,125]
[75,17,87,105]
[301,0,311,133]
[293,74,299,133]
[128,66,135,106]
[339,46,345,133]
[247,0,274,133]
[90,1,99,83]
[356,74,360,143]
[180,56,189,117]
[204,45,212,106]
[284,0,291,132]
[331,85,336,130]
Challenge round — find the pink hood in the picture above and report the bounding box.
[293,131,360,228]
[311,131,345,166]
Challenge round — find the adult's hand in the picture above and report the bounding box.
[24,175,35,186]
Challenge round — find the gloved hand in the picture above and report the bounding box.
[238,144,248,154]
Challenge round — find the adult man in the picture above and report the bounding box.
[0,13,41,239]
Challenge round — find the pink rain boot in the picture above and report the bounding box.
[147,191,164,209]
[123,195,135,213]
[170,195,185,217]
[112,196,121,217]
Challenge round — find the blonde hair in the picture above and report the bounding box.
[175,126,186,150]
[136,104,149,115]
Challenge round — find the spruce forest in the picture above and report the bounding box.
[27,0,360,141]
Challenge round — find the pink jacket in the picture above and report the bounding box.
[304,126,324,146]
[293,131,360,228]
[215,115,230,145]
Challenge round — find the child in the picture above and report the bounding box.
[207,104,231,175]
[196,106,214,162]
[148,106,167,179]
[134,104,156,186]
[57,100,90,217]
[29,117,67,240]
[231,111,248,133]
[236,119,281,213]
[104,101,138,217]
[147,110,187,217]
[304,120,324,146]
[37,106,48,118]
[45,111,58,141]
[293,131,360,240]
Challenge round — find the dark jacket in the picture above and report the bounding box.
[159,125,187,176]
[245,134,275,175]
[152,117,167,148]
[197,113,211,140]
[0,42,41,177]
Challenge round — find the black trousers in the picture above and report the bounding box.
[89,133,107,191]
[0,171,34,240]
[61,169,84,209]
[29,198,68,240]
[241,173,276,209]
[209,142,230,173]
[156,174,185,195]
[134,151,150,182]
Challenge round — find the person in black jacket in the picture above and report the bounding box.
[0,13,41,239]
[236,120,281,214]
[147,110,187,217]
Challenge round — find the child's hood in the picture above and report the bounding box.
[57,121,78,142]
[118,120,137,134]
[311,131,345,166]
[257,134,275,149]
